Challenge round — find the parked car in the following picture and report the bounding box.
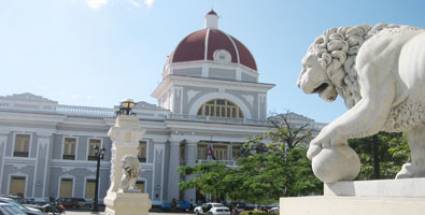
[56,197,87,209]
[269,206,279,214]
[177,200,193,211]
[0,197,45,215]
[224,201,247,210]
[0,202,27,215]
[194,203,230,215]
[160,202,172,211]
[28,201,64,215]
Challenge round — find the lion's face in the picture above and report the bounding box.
[121,156,139,171]
[297,54,338,102]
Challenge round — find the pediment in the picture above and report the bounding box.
[1,93,57,104]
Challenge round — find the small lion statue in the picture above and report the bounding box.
[298,24,425,182]
[119,155,140,192]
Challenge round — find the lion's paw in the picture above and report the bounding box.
[307,133,333,160]
[395,163,425,179]
[307,144,322,160]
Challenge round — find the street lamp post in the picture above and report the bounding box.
[118,99,136,115]
[92,146,105,212]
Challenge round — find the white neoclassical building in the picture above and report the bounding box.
[0,11,323,205]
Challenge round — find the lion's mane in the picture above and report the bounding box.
[120,155,140,192]
[308,24,401,108]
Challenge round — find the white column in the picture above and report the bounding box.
[184,142,197,201]
[227,144,232,161]
[152,142,166,203]
[0,133,8,194]
[167,142,180,201]
[33,134,51,198]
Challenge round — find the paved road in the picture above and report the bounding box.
[65,212,192,215]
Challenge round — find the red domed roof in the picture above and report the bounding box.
[171,28,257,71]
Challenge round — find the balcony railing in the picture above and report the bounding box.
[56,105,115,118]
[167,114,270,126]
[62,154,76,160]
[197,159,237,166]
[87,155,97,161]
[13,151,29,157]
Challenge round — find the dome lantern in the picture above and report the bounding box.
[205,10,218,29]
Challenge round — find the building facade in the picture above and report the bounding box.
[0,11,322,205]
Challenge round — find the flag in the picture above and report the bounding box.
[207,144,216,160]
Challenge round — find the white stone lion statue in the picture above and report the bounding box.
[297,24,425,182]
[119,155,140,192]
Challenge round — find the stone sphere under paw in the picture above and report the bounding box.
[311,144,361,183]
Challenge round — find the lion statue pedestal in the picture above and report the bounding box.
[281,23,425,215]
[104,115,151,215]
[104,192,151,215]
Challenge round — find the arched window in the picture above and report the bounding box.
[197,99,244,118]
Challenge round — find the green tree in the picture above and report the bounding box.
[179,113,322,203]
[349,132,410,179]
[179,162,232,201]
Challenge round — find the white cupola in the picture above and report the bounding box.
[205,10,218,29]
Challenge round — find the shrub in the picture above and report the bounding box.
[240,210,269,215]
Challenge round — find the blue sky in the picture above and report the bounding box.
[1,0,425,122]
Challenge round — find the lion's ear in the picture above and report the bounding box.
[315,37,324,44]
[314,36,327,48]
[327,40,349,53]
[331,50,347,64]
[319,53,332,68]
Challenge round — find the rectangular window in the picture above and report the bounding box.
[59,178,73,198]
[214,145,228,160]
[85,179,96,199]
[137,141,147,162]
[232,144,242,160]
[197,144,207,160]
[136,181,145,192]
[87,139,101,161]
[14,134,30,157]
[9,176,26,197]
[63,138,76,160]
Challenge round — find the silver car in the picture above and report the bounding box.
[194,203,230,215]
[0,197,45,215]
[0,202,27,215]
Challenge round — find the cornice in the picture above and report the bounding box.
[152,74,275,98]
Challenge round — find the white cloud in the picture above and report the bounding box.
[86,0,107,9]
[85,0,154,9]
[128,0,142,7]
[144,0,155,8]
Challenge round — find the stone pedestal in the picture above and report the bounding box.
[280,178,425,215]
[104,192,151,215]
[324,178,425,197]
[104,115,151,215]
